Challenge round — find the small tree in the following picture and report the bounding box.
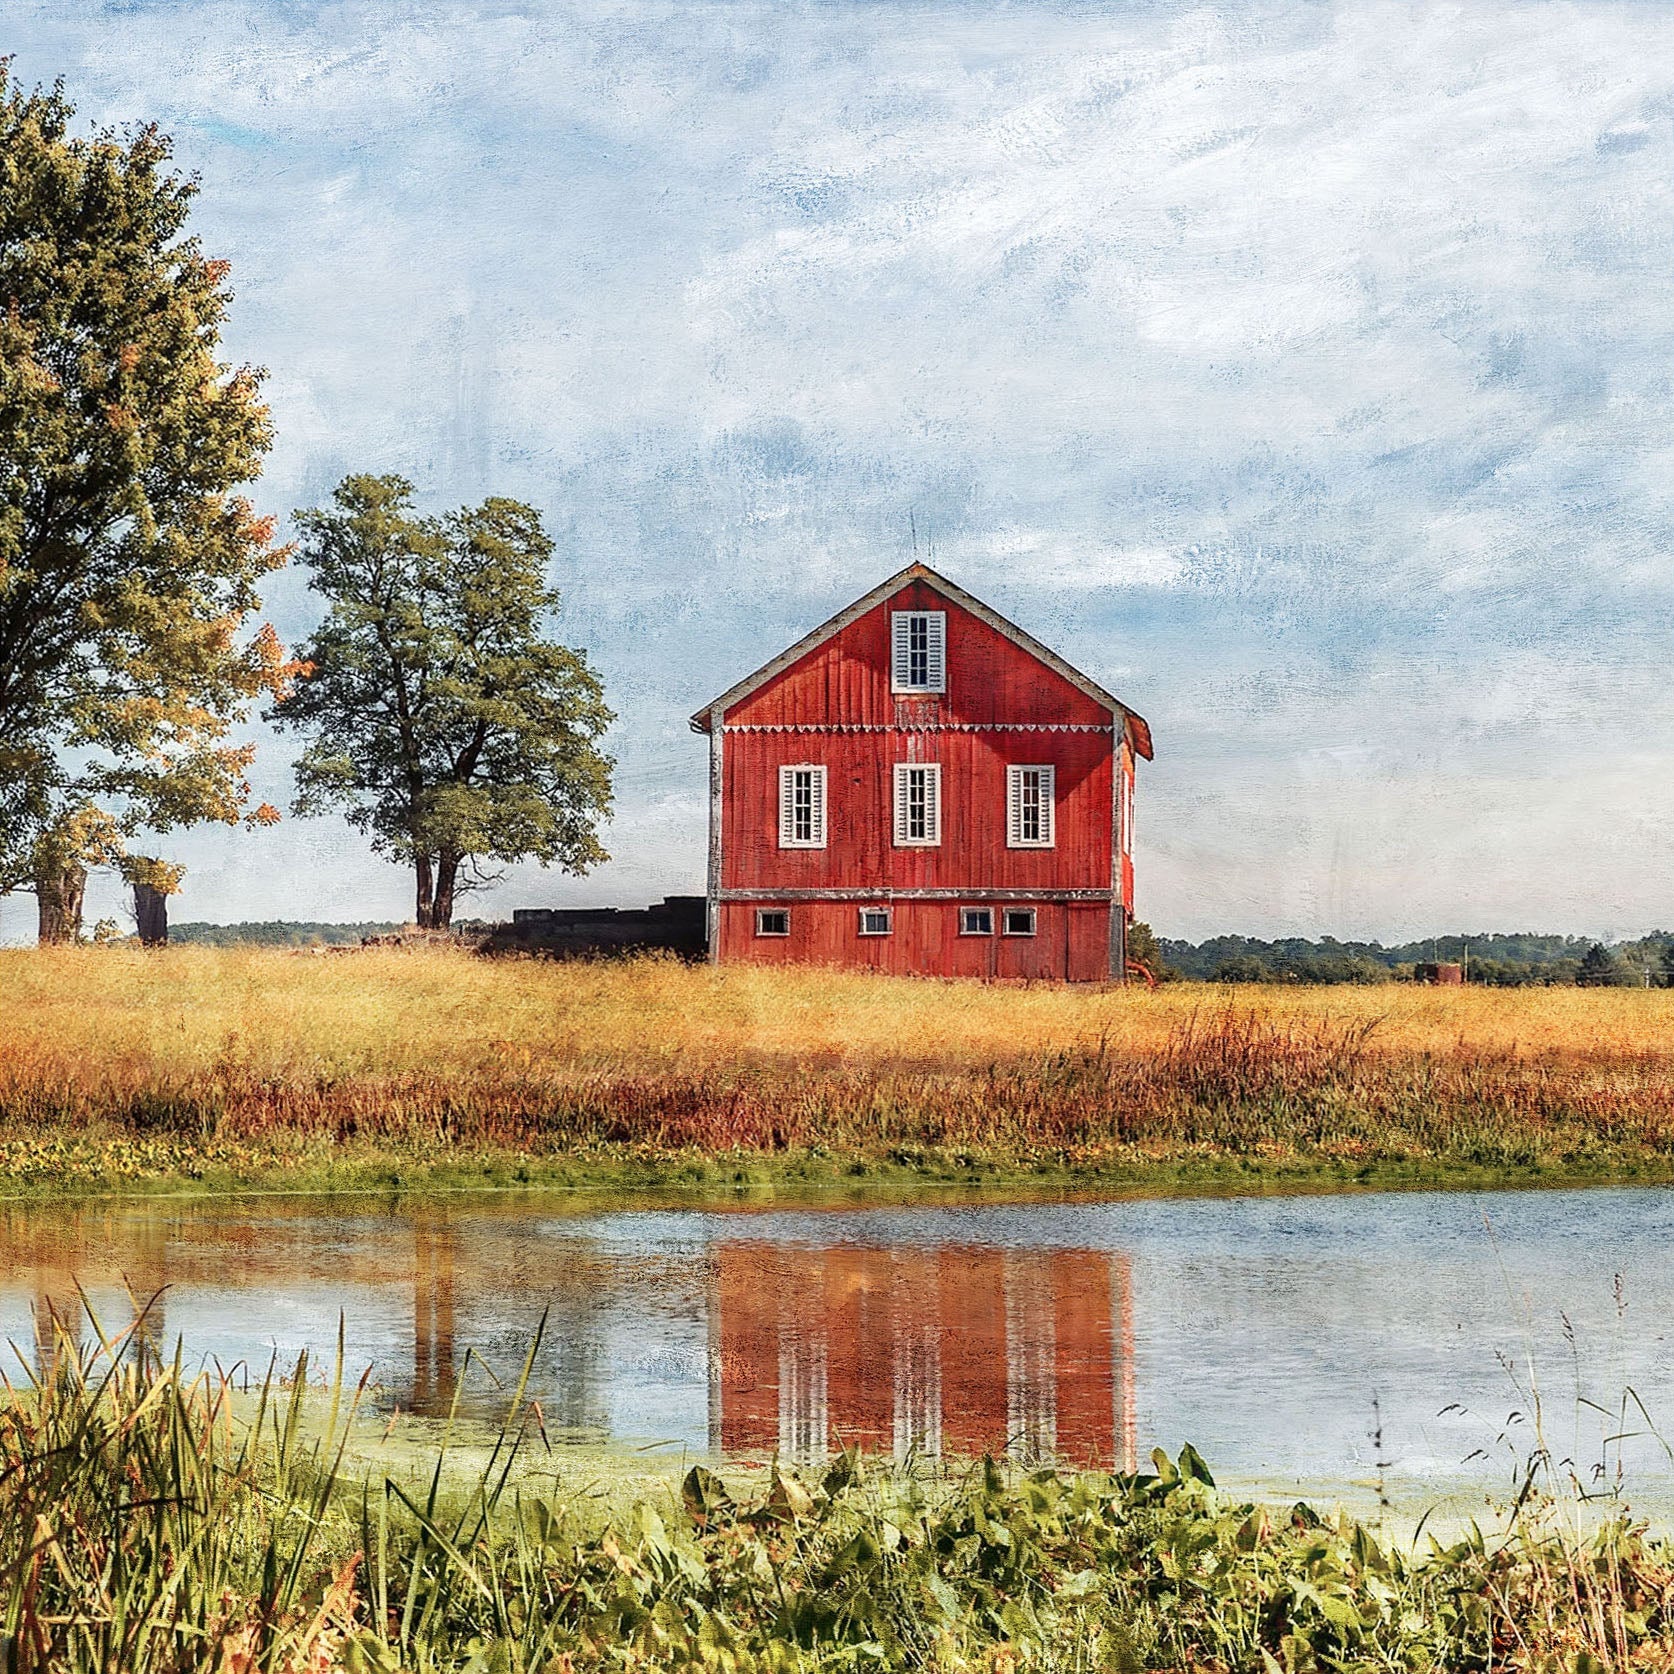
[122,855,185,947]
[1126,920,1175,981]
[1576,942,1628,987]
[274,475,615,929]
[0,70,289,941]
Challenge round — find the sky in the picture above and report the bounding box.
[6,0,1674,944]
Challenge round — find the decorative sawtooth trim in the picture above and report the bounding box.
[719,887,1115,903]
[720,722,1115,734]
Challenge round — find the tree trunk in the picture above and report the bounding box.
[36,863,87,946]
[432,852,460,931]
[133,882,169,947]
[414,852,435,929]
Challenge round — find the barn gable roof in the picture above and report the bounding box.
[689,562,1153,759]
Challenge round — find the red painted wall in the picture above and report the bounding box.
[727,580,1112,731]
[719,900,1108,981]
[712,580,1125,981]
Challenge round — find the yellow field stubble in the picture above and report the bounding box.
[2,946,1673,1093]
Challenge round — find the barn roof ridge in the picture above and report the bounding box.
[688,561,1153,760]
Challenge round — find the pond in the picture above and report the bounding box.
[4,1185,1673,1512]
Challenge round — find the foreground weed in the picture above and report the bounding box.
[4,1321,1674,1670]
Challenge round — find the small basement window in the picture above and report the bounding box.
[755,909,790,937]
[1003,907,1037,937]
[859,906,893,936]
[960,907,994,936]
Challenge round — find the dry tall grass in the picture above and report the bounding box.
[4,946,1674,1189]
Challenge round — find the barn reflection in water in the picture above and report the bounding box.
[712,1243,1135,1471]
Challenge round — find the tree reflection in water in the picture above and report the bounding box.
[0,1207,1136,1471]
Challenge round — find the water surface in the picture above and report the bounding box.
[5,1185,1671,1510]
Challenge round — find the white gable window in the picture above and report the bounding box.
[891,610,946,694]
[893,763,942,846]
[778,765,827,848]
[1006,764,1056,848]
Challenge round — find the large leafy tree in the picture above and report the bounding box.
[274,475,615,929]
[0,69,288,941]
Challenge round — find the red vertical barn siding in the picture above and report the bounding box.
[721,902,1094,981]
[1119,743,1135,917]
[726,582,1111,732]
[721,730,1112,895]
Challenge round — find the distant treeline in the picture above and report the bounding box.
[170,921,404,947]
[1157,931,1674,986]
[168,920,1674,985]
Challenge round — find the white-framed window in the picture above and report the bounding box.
[1003,907,1037,937]
[858,906,893,936]
[960,907,994,936]
[892,762,942,846]
[1006,764,1056,849]
[778,764,827,849]
[755,909,790,937]
[891,611,946,694]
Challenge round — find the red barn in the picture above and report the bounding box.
[690,563,1153,982]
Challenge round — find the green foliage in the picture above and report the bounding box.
[1124,921,1174,981]
[1166,932,1656,986]
[0,68,288,898]
[168,919,405,946]
[274,475,615,928]
[1576,943,1633,988]
[7,1328,1673,1672]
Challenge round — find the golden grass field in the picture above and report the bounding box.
[5,945,1674,1195]
[9,943,1674,1072]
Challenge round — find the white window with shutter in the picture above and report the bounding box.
[892,762,941,846]
[890,611,946,694]
[778,764,827,848]
[1006,764,1056,848]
